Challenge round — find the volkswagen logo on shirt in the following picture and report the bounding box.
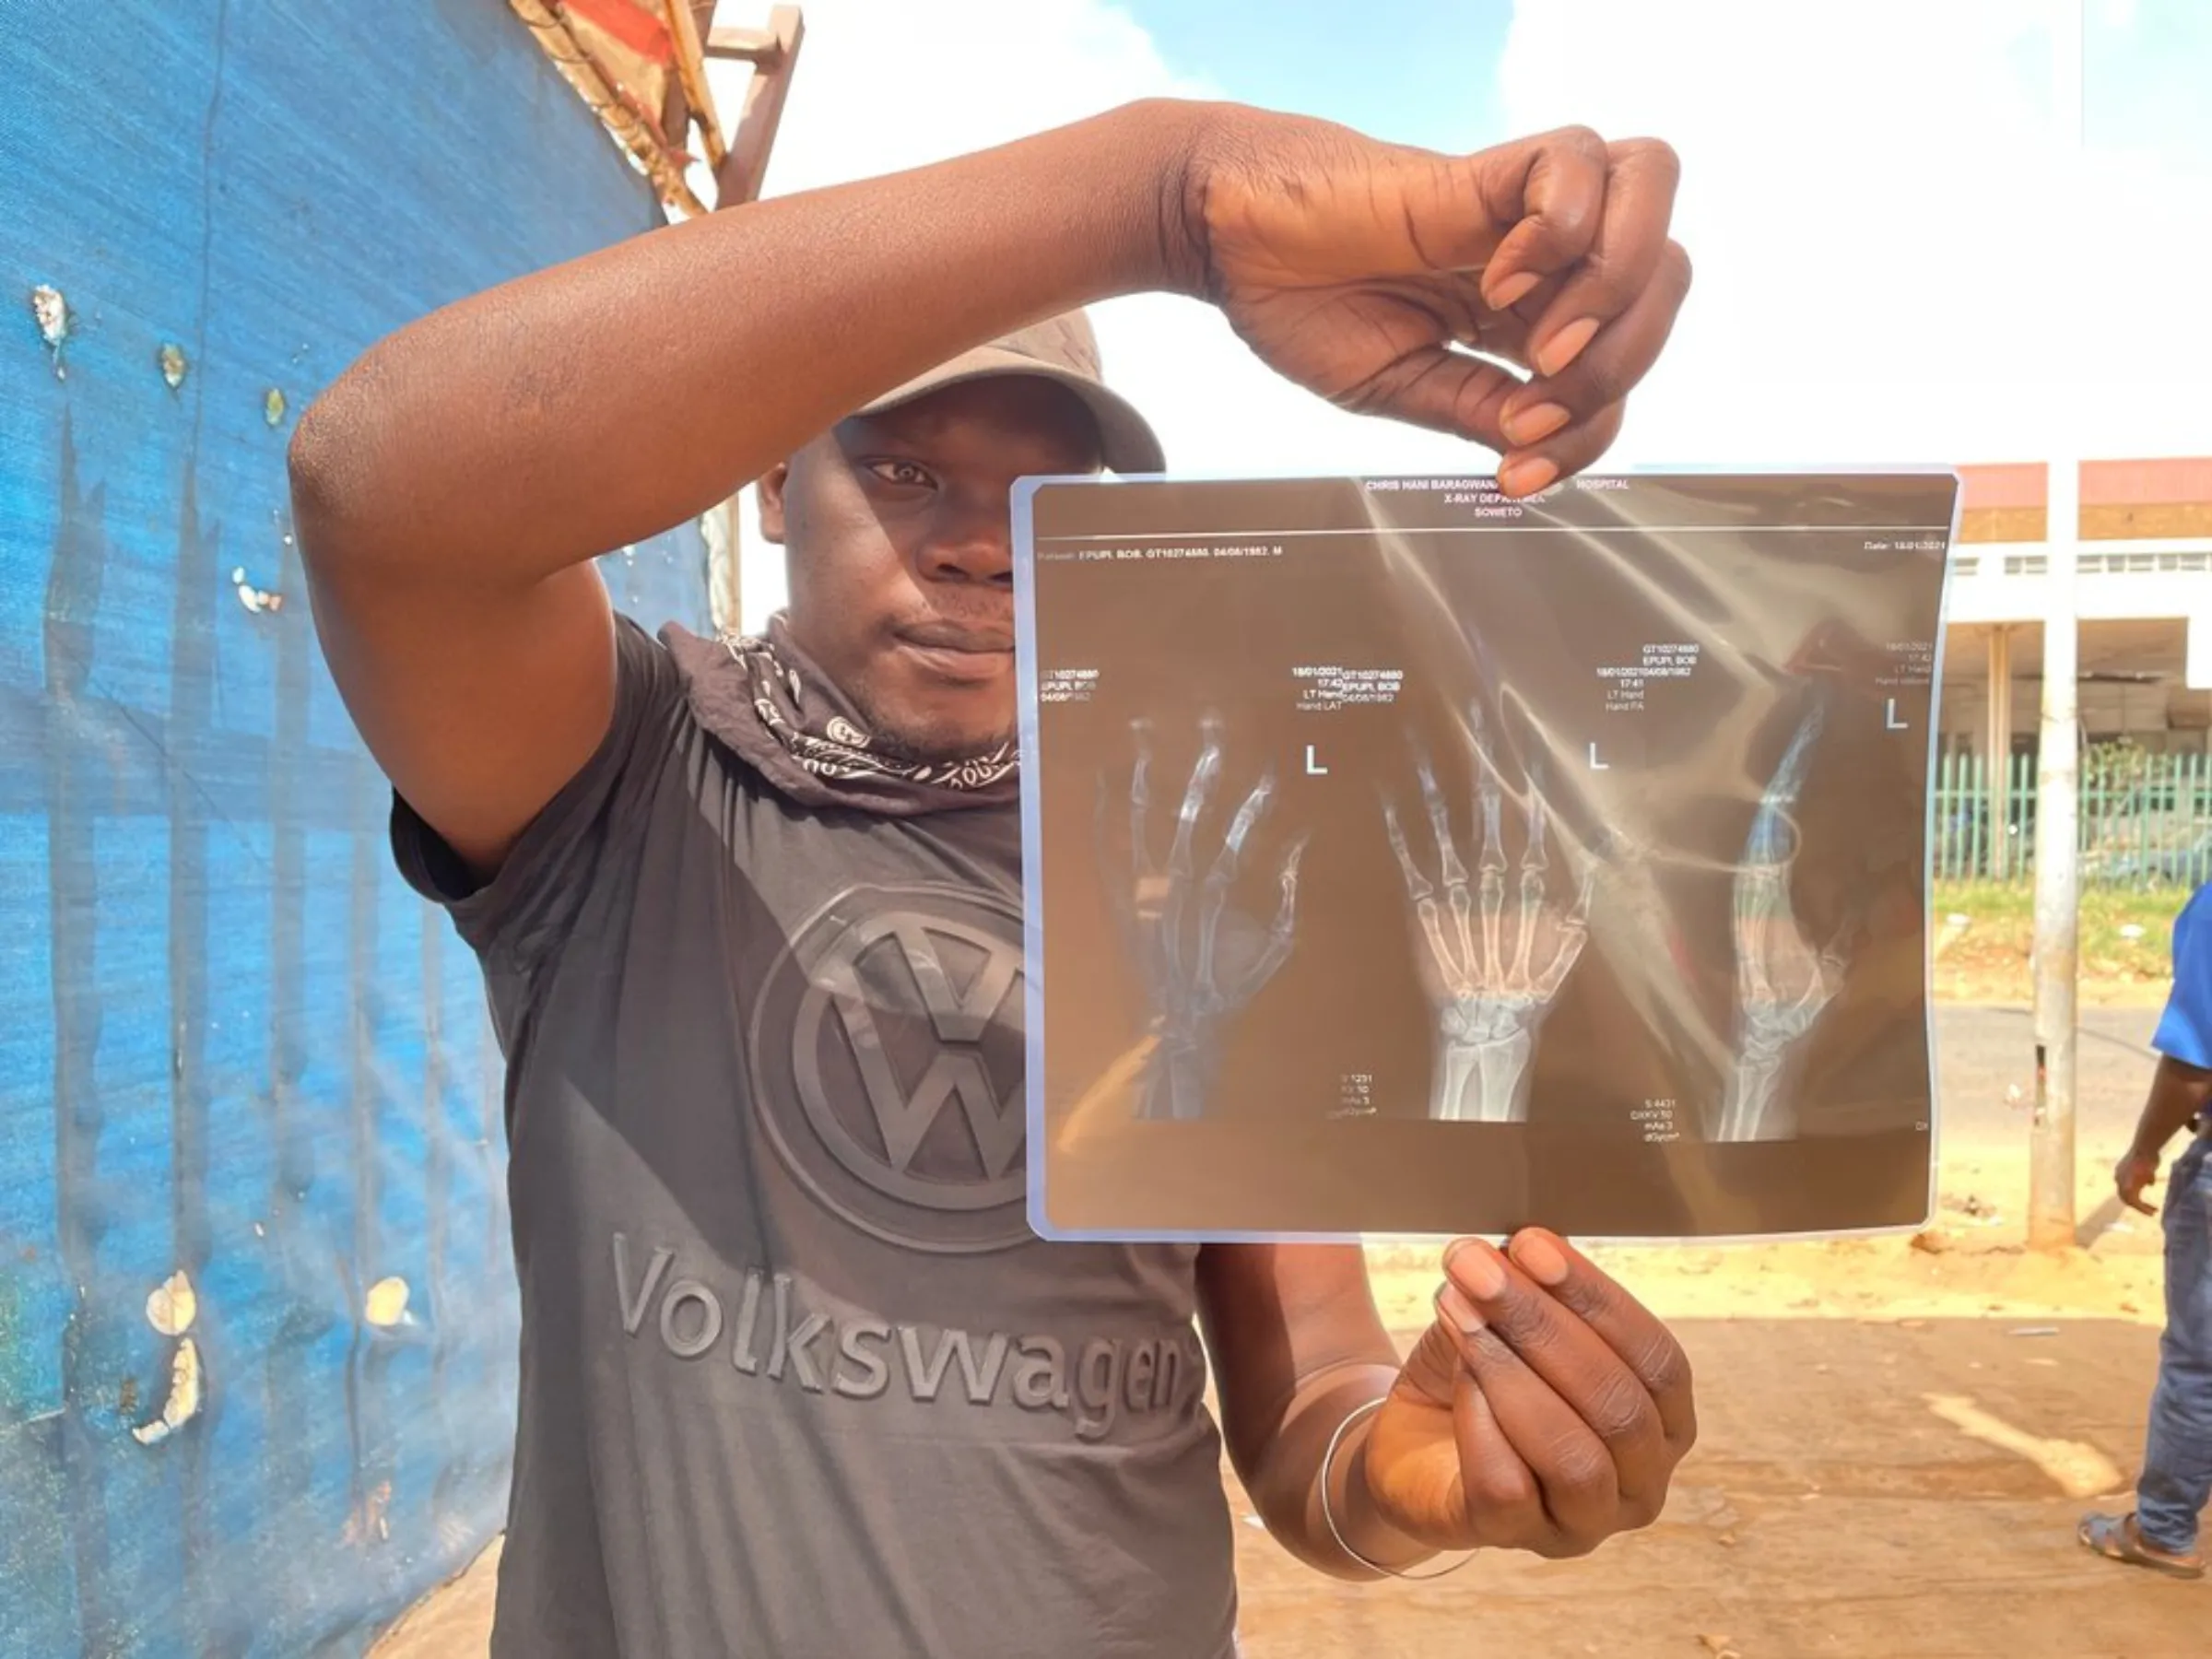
[749,883,1031,1253]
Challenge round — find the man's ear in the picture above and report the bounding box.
[757,461,792,546]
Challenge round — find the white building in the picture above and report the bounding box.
[1942,457,2212,760]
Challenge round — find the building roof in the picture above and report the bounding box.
[1959,458,2212,508]
[1957,458,2212,542]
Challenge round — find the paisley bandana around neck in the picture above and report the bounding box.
[720,618,1019,797]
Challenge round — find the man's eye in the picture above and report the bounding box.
[870,460,933,488]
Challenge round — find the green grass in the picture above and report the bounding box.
[1932,879,2183,989]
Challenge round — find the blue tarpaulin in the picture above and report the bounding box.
[0,3,708,1652]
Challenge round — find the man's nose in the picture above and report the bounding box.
[915,498,1013,584]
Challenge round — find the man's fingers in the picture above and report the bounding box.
[1436,1277,1619,1551]
[1472,126,1611,308]
[1130,719,1157,880]
[1498,401,1625,499]
[1462,271,1563,371]
[1517,139,1682,379]
[2116,1158,2161,1217]
[1449,1371,1547,1547]
[1349,345,1524,448]
[1446,1240,1674,1517]
[1502,1230,1697,1458]
[1501,237,1689,442]
[1306,130,1686,466]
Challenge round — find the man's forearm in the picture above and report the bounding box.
[289,99,1217,582]
[2132,1055,2212,1159]
[1246,1361,1440,1581]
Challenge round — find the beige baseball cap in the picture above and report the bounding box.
[858,311,1166,475]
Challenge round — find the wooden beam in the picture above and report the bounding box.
[658,72,690,166]
[712,6,805,208]
[661,0,726,168]
[705,26,778,63]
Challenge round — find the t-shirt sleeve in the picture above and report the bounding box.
[2151,883,2212,1070]
[390,613,684,977]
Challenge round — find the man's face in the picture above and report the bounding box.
[761,375,1103,761]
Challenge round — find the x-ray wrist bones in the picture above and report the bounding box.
[1382,709,1595,1124]
[1109,717,1306,1121]
[1714,700,1846,1142]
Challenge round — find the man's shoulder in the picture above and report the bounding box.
[617,610,688,677]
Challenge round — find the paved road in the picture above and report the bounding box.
[1935,1004,2159,1147]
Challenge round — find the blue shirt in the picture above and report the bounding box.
[2153,883,2212,1069]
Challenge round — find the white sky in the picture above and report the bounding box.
[703,0,2211,626]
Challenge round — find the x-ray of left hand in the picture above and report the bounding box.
[1104,716,1307,1121]
[1714,699,1848,1142]
[1382,707,1596,1124]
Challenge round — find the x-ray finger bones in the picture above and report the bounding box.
[1382,710,1595,1124]
[1111,717,1307,1121]
[1714,700,1845,1142]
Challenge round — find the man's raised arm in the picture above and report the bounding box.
[288,98,1685,874]
[288,100,1216,875]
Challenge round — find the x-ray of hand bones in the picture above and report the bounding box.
[1108,717,1307,1122]
[1713,700,1845,1142]
[1382,708,1596,1124]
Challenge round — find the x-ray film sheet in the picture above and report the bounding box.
[1013,471,1959,1242]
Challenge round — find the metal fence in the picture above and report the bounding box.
[1933,747,2212,888]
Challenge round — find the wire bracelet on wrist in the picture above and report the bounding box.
[1317,1395,1477,1582]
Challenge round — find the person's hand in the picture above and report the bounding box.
[1177,112,1689,495]
[1359,1229,1695,1558]
[2116,1148,2161,1216]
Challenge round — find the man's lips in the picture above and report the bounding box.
[896,620,1014,653]
[892,621,1014,683]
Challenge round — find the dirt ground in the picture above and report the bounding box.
[373,999,2201,1659]
[1935,957,2170,1010]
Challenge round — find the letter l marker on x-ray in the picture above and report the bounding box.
[1305,744,1328,775]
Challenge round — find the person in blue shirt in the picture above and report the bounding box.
[2079,882,2212,1579]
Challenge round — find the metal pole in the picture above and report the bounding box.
[1988,625,2014,878]
[2028,0,2084,1251]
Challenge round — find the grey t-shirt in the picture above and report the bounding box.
[394,616,1238,1658]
